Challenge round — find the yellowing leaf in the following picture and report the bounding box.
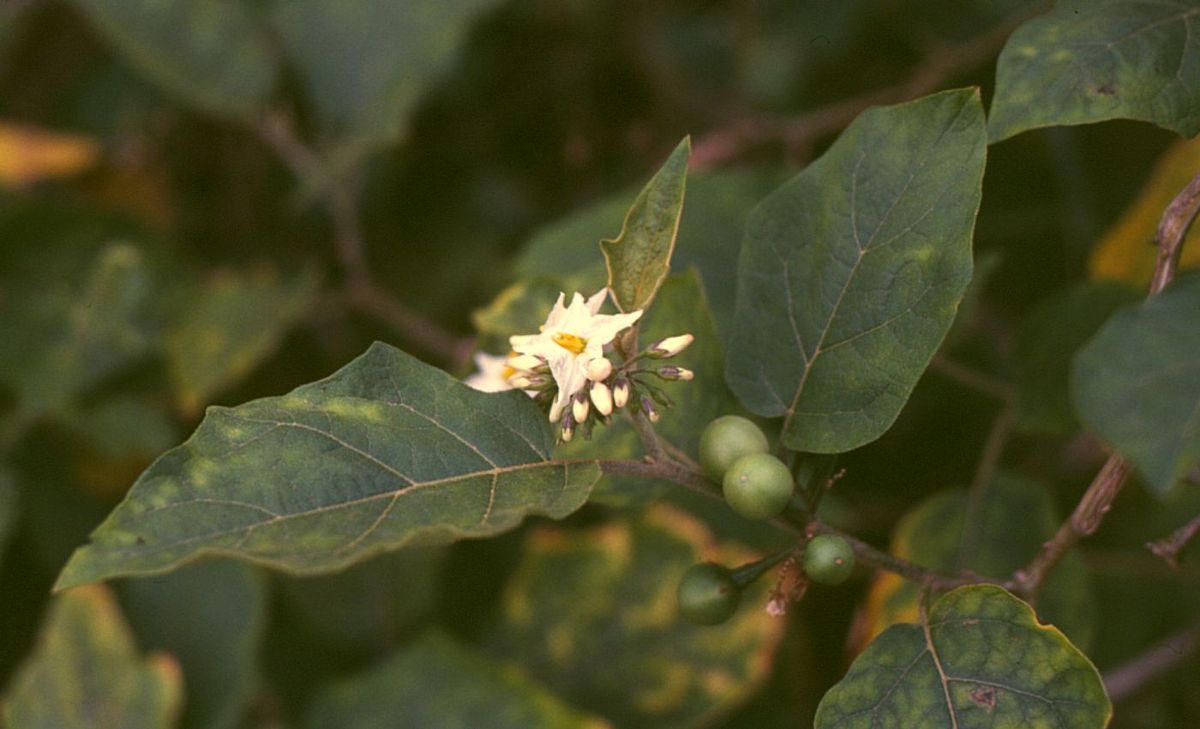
[1090,136,1200,285]
[0,121,100,188]
[2,584,183,729]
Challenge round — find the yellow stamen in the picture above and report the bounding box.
[502,365,516,379]
[552,332,587,355]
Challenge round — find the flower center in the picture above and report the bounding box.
[552,332,587,355]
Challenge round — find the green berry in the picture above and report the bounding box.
[721,452,794,520]
[699,415,770,482]
[677,562,741,625]
[803,535,855,585]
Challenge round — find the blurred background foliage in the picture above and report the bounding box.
[0,1,1197,727]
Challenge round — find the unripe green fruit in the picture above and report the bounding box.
[722,453,794,520]
[803,535,855,585]
[699,415,769,482]
[676,562,741,625]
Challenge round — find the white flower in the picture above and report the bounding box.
[464,352,515,393]
[511,289,642,422]
[590,381,613,416]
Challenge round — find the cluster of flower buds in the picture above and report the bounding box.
[464,289,696,443]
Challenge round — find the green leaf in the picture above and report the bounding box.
[276,546,447,652]
[0,242,154,414]
[862,473,1096,653]
[69,0,275,119]
[54,342,601,589]
[517,170,780,340]
[601,137,690,313]
[727,89,986,453]
[165,266,319,414]
[815,585,1111,729]
[118,561,267,729]
[486,505,785,729]
[1072,274,1200,492]
[272,0,500,165]
[2,585,183,729]
[989,0,1200,143]
[304,631,609,729]
[1015,281,1140,435]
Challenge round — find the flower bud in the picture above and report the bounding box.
[560,414,575,443]
[590,381,613,416]
[612,378,630,409]
[585,357,613,382]
[641,396,659,423]
[650,333,694,358]
[572,392,590,423]
[658,366,694,381]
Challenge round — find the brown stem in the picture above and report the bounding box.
[1103,621,1200,703]
[1149,171,1200,297]
[691,4,1045,169]
[1146,512,1200,570]
[1011,160,1200,599]
[1012,455,1131,599]
[257,111,474,368]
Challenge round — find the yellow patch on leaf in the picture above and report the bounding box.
[0,121,100,188]
[1090,137,1200,285]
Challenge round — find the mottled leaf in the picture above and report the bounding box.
[1072,274,1200,492]
[55,342,601,589]
[1015,281,1139,435]
[119,561,267,729]
[816,585,1110,729]
[70,0,275,118]
[2,585,182,729]
[601,137,690,313]
[165,266,319,414]
[0,242,153,413]
[989,0,1200,142]
[304,631,609,729]
[1090,136,1200,285]
[728,89,986,453]
[272,0,500,164]
[862,474,1096,653]
[486,505,785,729]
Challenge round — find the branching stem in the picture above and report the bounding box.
[1146,511,1200,570]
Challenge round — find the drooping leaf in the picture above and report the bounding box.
[276,546,447,652]
[1072,274,1200,492]
[118,561,267,729]
[816,585,1111,729]
[601,137,690,313]
[2,585,183,729]
[1090,136,1200,286]
[517,169,781,340]
[272,0,501,166]
[486,505,786,729]
[861,474,1096,653]
[1015,281,1140,435]
[304,631,609,729]
[0,121,100,189]
[164,266,319,414]
[989,0,1200,143]
[55,342,601,589]
[0,242,154,414]
[727,89,986,453]
[69,0,275,119]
